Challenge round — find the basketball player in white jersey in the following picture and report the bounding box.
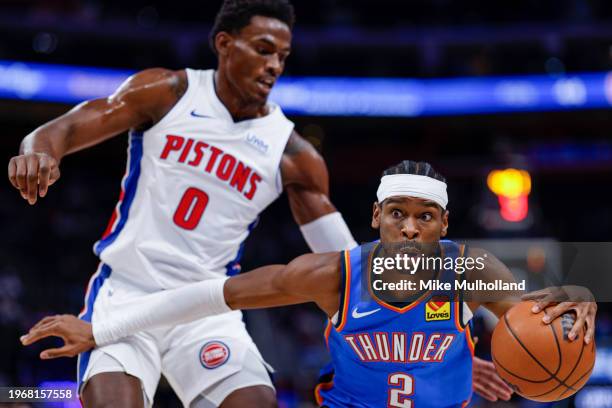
[9,0,512,406]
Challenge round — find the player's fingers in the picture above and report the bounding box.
[532,297,555,314]
[33,315,61,327]
[25,155,40,204]
[49,164,60,186]
[484,380,512,401]
[38,155,51,197]
[20,325,59,346]
[27,315,59,333]
[569,309,588,341]
[521,289,550,301]
[585,312,596,344]
[473,382,498,402]
[8,157,19,189]
[41,345,76,360]
[485,372,513,400]
[542,301,574,324]
[478,360,513,397]
[15,157,28,199]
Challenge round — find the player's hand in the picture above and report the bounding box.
[523,286,597,344]
[20,314,95,359]
[8,152,60,205]
[472,355,513,401]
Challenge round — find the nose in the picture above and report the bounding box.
[400,217,420,240]
[266,54,282,77]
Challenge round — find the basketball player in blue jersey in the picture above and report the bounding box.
[22,160,597,407]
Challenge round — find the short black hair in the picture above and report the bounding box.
[209,0,295,54]
[382,160,446,183]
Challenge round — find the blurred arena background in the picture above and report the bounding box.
[1,1,612,407]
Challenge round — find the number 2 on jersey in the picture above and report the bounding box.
[173,187,209,230]
[387,373,414,408]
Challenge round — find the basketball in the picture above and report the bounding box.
[491,301,596,402]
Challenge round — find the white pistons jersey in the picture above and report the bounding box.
[93,69,294,290]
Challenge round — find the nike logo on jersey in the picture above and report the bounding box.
[351,306,381,319]
[190,110,213,118]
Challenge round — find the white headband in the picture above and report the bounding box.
[376,174,448,209]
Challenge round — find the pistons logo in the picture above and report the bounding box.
[199,341,230,369]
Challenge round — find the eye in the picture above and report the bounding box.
[256,47,272,55]
[391,209,403,218]
[421,213,433,221]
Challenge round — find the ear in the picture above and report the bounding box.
[214,31,234,57]
[371,202,381,229]
[440,209,449,237]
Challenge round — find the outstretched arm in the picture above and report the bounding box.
[281,131,357,252]
[21,252,342,358]
[8,68,185,204]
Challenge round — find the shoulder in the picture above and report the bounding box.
[110,68,188,128]
[112,68,187,102]
[283,130,318,156]
[281,130,329,189]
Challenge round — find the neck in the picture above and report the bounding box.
[214,70,268,121]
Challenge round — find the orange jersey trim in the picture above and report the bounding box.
[465,324,475,356]
[324,320,332,349]
[314,379,334,406]
[453,300,464,332]
[334,250,352,332]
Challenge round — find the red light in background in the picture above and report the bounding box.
[498,194,529,222]
[487,168,531,223]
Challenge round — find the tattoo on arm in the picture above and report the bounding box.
[171,71,188,100]
[284,131,315,156]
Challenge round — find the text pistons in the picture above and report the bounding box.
[160,135,262,200]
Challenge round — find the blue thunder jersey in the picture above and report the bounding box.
[316,240,475,408]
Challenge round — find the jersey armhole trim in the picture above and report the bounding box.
[334,250,351,331]
[143,68,198,134]
[456,244,471,330]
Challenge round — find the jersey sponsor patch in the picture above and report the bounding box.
[245,132,269,155]
[425,298,451,321]
[199,341,230,369]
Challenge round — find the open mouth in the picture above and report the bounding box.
[256,78,274,91]
[398,242,423,256]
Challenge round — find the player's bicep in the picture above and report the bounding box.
[282,131,336,224]
[224,252,341,315]
[55,68,183,155]
[274,252,342,315]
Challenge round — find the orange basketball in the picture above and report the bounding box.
[491,301,596,402]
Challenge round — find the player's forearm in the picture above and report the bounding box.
[20,101,109,160]
[93,265,309,346]
[93,278,231,346]
[299,211,357,252]
[20,120,73,162]
[224,264,310,309]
